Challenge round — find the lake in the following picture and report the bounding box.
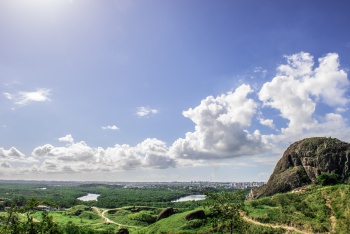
[172,195,206,202]
[77,193,100,201]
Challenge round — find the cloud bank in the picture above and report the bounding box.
[31,136,175,173]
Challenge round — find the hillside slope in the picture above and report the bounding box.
[245,184,350,233]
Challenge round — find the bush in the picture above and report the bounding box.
[128,211,157,224]
[316,173,341,186]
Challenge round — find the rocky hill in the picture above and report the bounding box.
[248,137,350,199]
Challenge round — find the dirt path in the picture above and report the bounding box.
[322,192,337,232]
[19,213,40,223]
[92,207,138,228]
[240,211,311,234]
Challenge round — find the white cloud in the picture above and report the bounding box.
[254,66,267,78]
[136,106,159,117]
[259,52,349,136]
[336,107,347,113]
[0,161,11,168]
[101,125,119,130]
[31,136,175,173]
[170,84,266,160]
[3,92,12,100]
[33,141,96,162]
[103,138,175,170]
[58,134,74,144]
[259,118,275,129]
[4,88,51,106]
[0,147,25,159]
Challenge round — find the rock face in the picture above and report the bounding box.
[117,228,129,234]
[184,210,206,221]
[156,207,174,221]
[248,137,350,199]
[116,228,129,234]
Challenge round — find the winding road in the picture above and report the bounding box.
[240,211,312,234]
[92,207,138,228]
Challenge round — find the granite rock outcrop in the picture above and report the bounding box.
[248,137,350,199]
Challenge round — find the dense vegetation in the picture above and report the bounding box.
[1,182,350,233]
[0,183,199,209]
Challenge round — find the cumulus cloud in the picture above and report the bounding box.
[31,137,175,173]
[4,88,51,106]
[0,147,25,159]
[259,118,275,129]
[336,107,347,113]
[101,125,119,130]
[102,138,175,170]
[1,162,11,168]
[170,84,266,160]
[58,134,74,144]
[259,52,349,137]
[136,106,159,117]
[33,141,96,162]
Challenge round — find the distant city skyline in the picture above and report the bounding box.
[1,0,350,182]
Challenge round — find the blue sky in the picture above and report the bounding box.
[1,0,350,182]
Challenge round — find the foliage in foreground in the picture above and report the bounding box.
[204,190,245,234]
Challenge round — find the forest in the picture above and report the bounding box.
[0,182,214,209]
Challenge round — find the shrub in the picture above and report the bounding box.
[316,173,341,186]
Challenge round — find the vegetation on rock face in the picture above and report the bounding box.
[316,173,342,186]
[249,137,350,199]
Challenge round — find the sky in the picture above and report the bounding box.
[1,0,350,182]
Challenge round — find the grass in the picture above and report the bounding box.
[30,206,118,233]
[134,208,213,234]
[245,185,350,233]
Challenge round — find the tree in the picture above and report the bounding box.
[205,190,245,234]
[316,173,341,186]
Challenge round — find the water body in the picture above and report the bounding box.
[172,195,206,202]
[78,193,100,201]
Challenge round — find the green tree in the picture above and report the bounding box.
[316,173,341,186]
[23,197,40,234]
[205,190,245,234]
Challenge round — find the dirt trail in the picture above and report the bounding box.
[20,213,40,223]
[322,192,337,232]
[240,211,311,234]
[92,207,138,228]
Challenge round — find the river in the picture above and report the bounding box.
[78,193,100,201]
[172,194,206,202]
